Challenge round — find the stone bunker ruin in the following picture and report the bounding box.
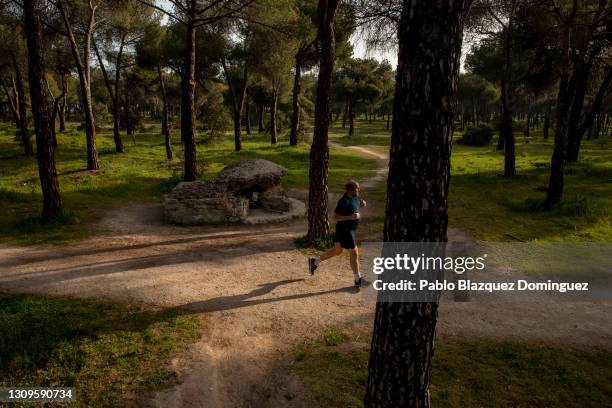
[163,159,306,225]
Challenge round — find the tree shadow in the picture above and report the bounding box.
[178,279,360,314]
[0,225,299,270]
[0,231,299,285]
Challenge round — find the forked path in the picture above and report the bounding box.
[0,144,611,407]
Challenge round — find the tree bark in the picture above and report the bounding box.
[1,77,20,130]
[94,37,125,153]
[545,0,578,207]
[289,53,303,146]
[24,0,62,221]
[245,97,252,135]
[11,54,34,157]
[271,88,278,144]
[348,99,355,136]
[543,102,551,139]
[306,0,341,242]
[57,0,99,170]
[567,68,612,162]
[364,1,467,406]
[181,6,197,181]
[500,22,515,177]
[59,71,67,132]
[222,58,248,152]
[112,36,126,153]
[258,102,265,133]
[158,65,172,160]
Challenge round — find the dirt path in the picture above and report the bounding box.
[1,144,611,407]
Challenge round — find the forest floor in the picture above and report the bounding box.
[1,143,611,407]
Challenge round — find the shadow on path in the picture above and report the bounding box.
[179,279,360,313]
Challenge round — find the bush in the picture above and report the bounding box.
[459,125,494,146]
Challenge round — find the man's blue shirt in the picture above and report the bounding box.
[334,193,360,230]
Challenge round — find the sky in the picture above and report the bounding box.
[351,36,399,67]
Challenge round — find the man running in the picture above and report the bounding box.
[309,180,366,287]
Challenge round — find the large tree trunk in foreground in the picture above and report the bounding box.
[24,0,62,221]
[364,1,467,406]
[289,54,303,146]
[158,66,172,160]
[306,0,341,242]
[12,55,33,157]
[181,12,197,181]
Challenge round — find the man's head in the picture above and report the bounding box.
[345,180,360,197]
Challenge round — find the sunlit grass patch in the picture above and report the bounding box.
[0,123,378,244]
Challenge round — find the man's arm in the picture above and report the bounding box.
[332,212,360,221]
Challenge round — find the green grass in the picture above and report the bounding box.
[293,330,612,408]
[0,122,378,244]
[330,120,612,242]
[0,293,203,407]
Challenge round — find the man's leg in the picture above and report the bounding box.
[348,246,361,280]
[309,243,342,274]
[321,242,343,261]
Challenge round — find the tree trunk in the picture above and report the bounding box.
[546,2,578,207]
[78,67,99,170]
[113,38,126,153]
[59,72,67,132]
[233,108,242,151]
[307,0,341,242]
[12,55,33,157]
[348,99,355,136]
[271,88,278,144]
[386,112,390,130]
[181,11,197,181]
[289,54,302,146]
[158,66,172,160]
[500,23,515,177]
[245,100,252,135]
[222,58,248,152]
[565,63,588,163]
[1,77,20,130]
[58,0,99,169]
[543,102,551,139]
[567,68,612,162]
[364,2,467,407]
[24,0,62,221]
[258,102,265,133]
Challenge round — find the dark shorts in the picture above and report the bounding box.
[335,225,357,250]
